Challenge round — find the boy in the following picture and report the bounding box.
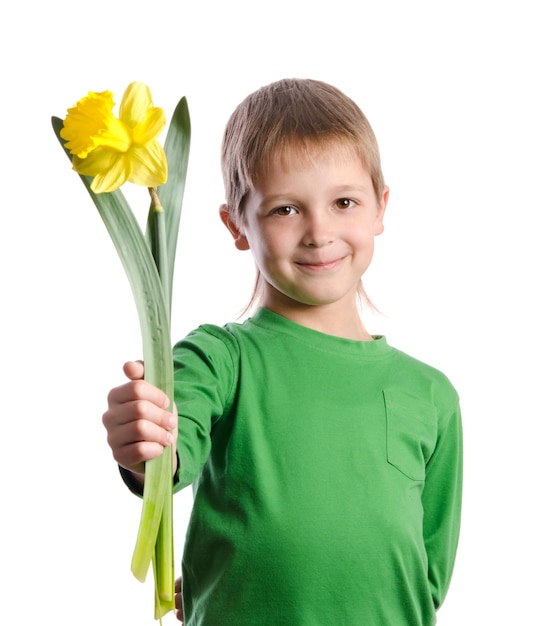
[104,78,462,625]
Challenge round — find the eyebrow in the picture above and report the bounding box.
[261,185,368,202]
[331,184,369,194]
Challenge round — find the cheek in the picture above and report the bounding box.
[245,233,277,269]
[256,227,292,257]
[349,227,376,249]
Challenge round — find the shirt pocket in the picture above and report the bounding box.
[383,389,437,481]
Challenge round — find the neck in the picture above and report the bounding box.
[262,299,373,341]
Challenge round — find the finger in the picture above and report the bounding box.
[107,379,170,410]
[107,413,174,448]
[175,576,184,622]
[123,360,144,381]
[106,419,175,470]
[103,409,176,466]
[114,439,173,471]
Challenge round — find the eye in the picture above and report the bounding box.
[335,198,356,210]
[272,205,298,216]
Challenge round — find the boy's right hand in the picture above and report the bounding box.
[102,361,178,481]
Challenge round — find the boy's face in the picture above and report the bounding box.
[222,145,388,326]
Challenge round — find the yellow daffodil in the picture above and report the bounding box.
[60,82,168,193]
[53,85,191,622]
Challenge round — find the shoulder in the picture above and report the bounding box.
[381,346,462,449]
[385,344,460,410]
[391,345,456,383]
[172,323,245,410]
[173,322,241,363]
[174,310,282,353]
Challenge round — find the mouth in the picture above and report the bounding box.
[296,256,345,272]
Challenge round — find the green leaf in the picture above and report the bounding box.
[153,97,191,306]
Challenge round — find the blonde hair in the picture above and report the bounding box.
[220,78,386,312]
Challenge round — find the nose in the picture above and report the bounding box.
[302,211,335,247]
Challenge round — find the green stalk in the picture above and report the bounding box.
[144,98,190,619]
[52,116,174,586]
[147,188,171,314]
[153,490,175,619]
[147,187,175,615]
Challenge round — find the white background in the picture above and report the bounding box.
[1,1,537,624]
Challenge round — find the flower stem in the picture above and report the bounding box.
[146,187,175,615]
[147,188,171,315]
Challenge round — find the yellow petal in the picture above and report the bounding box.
[128,142,168,187]
[72,147,116,177]
[97,116,131,152]
[133,107,166,145]
[91,153,133,193]
[120,82,154,128]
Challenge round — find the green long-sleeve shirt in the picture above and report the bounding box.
[170,307,463,625]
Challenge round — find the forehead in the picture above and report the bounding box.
[256,139,367,181]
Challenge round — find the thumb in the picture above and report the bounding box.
[123,360,145,381]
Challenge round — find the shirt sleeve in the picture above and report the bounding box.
[172,325,239,491]
[421,396,463,609]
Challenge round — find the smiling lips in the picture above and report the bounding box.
[296,256,346,271]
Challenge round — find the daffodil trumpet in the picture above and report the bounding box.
[52,83,190,622]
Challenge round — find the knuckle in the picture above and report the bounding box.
[132,417,151,439]
[133,399,157,423]
[130,379,147,399]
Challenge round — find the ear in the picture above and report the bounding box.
[219,204,250,251]
[374,186,389,236]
